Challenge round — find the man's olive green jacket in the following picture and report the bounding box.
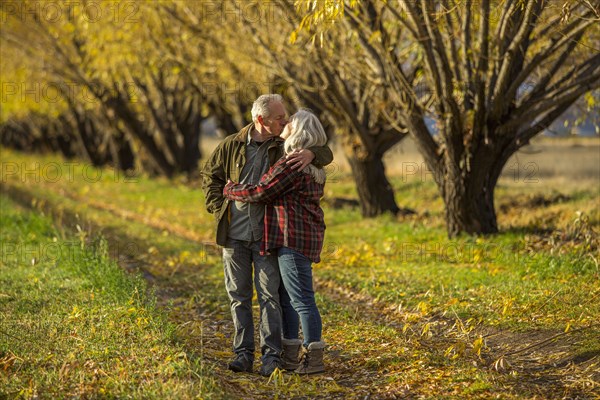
[201,123,333,246]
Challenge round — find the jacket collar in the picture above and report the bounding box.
[233,123,253,142]
[233,123,284,145]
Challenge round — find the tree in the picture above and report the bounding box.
[225,0,408,216]
[155,1,264,134]
[1,1,213,176]
[0,1,140,170]
[296,0,600,236]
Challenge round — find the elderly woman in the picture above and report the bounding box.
[223,109,328,374]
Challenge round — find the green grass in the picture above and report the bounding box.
[0,196,223,399]
[319,209,599,330]
[1,147,599,399]
[317,164,599,333]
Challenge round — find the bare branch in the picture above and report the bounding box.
[505,13,595,104]
[382,1,419,38]
[441,0,463,83]
[472,0,490,145]
[517,81,599,144]
[520,52,600,113]
[491,0,544,121]
[500,59,600,136]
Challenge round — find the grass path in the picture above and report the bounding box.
[1,149,598,398]
[2,182,598,399]
[0,195,227,398]
[2,183,405,398]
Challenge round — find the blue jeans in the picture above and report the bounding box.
[278,247,322,345]
[222,239,282,363]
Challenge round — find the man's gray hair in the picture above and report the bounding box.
[284,109,328,184]
[251,94,284,123]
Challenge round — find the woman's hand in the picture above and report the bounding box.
[223,179,234,196]
[286,149,315,170]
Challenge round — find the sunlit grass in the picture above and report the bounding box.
[0,196,223,399]
[1,146,598,398]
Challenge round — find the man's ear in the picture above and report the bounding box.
[256,115,264,126]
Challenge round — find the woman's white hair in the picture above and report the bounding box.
[284,109,328,184]
[251,94,283,123]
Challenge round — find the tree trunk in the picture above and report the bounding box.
[175,96,202,176]
[69,108,105,166]
[440,145,510,237]
[443,173,498,237]
[213,108,242,137]
[182,127,201,176]
[106,96,176,177]
[347,155,400,217]
[55,116,77,158]
[109,129,136,171]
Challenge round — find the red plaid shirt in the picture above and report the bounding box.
[223,157,325,263]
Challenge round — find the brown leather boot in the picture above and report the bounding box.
[281,338,302,370]
[294,341,326,374]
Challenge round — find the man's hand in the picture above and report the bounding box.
[285,149,315,170]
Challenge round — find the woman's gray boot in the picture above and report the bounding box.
[281,338,302,370]
[294,341,326,375]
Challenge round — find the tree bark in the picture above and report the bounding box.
[105,94,176,177]
[174,95,202,176]
[443,171,498,237]
[439,137,512,237]
[109,129,136,171]
[347,155,400,217]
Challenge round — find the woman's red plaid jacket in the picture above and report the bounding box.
[223,157,325,263]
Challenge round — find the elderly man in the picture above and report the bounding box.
[201,94,333,376]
